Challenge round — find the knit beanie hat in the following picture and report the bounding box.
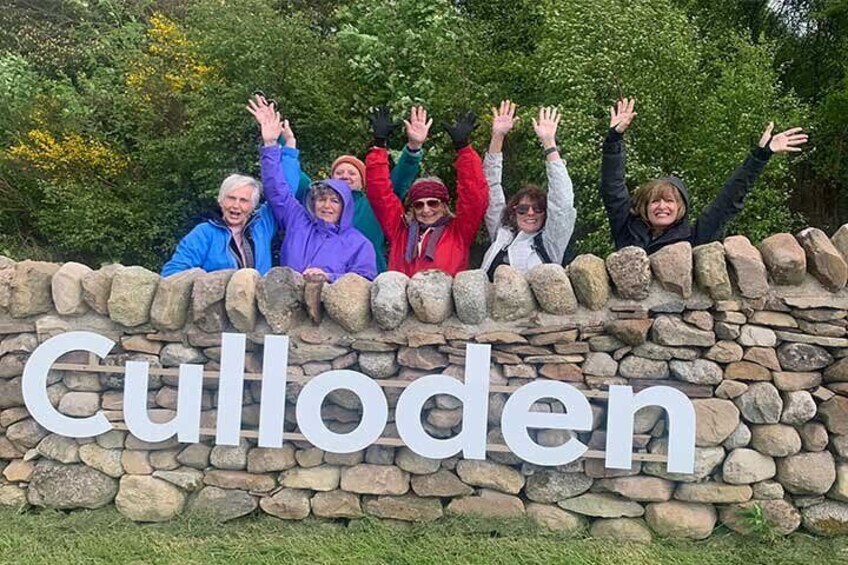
[330,155,366,189]
[406,177,449,206]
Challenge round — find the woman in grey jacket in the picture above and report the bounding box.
[480,101,577,279]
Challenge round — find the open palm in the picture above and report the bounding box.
[609,97,637,133]
[533,106,560,145]
[247,95,283,145]
[491,99,517,137]
[758,122,809,154]
[404,106,433,149]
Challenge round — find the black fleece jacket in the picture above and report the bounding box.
[600,129,773,255]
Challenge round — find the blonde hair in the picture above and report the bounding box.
[631,179,686,226]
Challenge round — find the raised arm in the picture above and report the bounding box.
[694,122,808,244]
[600,98,637,248]
[365,148,405,240]
[392,106,432,199]
[483,100,517,240]
[365,106,405,239]
[443,111,488,245]
[278,118,304,198]
[391,146,423,200]
[534,106,575,263]
[247,95,307,230]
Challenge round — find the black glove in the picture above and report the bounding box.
[441,111,478,150]
[368,106,399,148]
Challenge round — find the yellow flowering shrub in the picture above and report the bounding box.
[125,13,214,102]
[7,129,129,179]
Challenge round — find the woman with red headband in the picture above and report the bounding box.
[365,107,488,276]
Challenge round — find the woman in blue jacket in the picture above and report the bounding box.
[161,173,275,277]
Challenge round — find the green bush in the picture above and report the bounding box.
[0,0,813,268]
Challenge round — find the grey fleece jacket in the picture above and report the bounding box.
[480,152,577,274]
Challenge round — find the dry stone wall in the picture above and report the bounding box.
[1,227,848,539]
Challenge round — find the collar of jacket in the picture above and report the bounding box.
[633,216,693,253]
[207,210,260,231]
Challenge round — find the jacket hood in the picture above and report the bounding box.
[658,175,691,220]
[306,179,356,230]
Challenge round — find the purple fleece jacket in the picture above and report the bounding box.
[260,145,377,281]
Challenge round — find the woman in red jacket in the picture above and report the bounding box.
[365,107,488,276]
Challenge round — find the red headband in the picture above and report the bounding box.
[406,180,449,205]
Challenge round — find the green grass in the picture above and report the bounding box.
[0,507,846,565]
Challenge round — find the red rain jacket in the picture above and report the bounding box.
[365,146,488,276]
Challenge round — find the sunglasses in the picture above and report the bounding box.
[412,199,443,211]
[514,204,546,215]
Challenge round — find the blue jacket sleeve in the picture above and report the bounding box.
[280,146,304,197]
[296,172,312,202]
[161,225,210,277]
[261,145,310,230]
[256,202,277,236]
[390,145,423,200]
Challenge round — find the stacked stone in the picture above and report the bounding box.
[0,226,846,538]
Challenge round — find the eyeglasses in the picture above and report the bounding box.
[514,204,545,215]
[412,199,443,211]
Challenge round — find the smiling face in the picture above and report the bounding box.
[514,196,546,234]
[219,184,257,228]
[311,187,343,224]
[332,162,363,191]
[633,180,686,234]
[647,193,681,229]
[411,198,447,226]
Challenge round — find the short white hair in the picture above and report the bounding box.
[218,174,262,208]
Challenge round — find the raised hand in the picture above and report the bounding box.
[404,106,433,150]
[609,97,637,133]
[279,115,296,148]
[533,106,560,147]
[491,100,518,138]
[368,106,400,148]
[758,122,809,154]
[442,110,478,150]
[247,94,283,146]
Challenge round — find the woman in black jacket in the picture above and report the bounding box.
[600,98,808,254]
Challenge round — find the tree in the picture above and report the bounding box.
[0,0,813,267]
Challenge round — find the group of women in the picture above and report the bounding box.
[161,94,808,283]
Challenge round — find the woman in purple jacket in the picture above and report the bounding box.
[247,96,377,281]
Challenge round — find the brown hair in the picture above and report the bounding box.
[631,179,686,226]
[501,185,547,231]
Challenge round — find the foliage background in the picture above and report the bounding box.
[0,0,842,269]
